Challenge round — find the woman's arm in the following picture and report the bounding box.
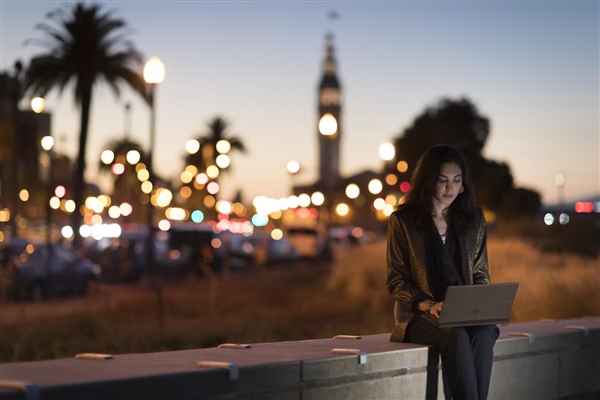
[386,212,429,311]
[472,208,491,285]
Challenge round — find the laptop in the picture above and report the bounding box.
[437,283,519,328]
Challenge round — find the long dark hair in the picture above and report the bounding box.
[399,145,477,233]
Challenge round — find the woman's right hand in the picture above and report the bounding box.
[421,300,444,318]
[429,301,443,318]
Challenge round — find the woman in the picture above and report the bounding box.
[387,144,499,400]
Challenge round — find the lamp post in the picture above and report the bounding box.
[286,160,301,195]
[143,56,165,327]
[34,96,53,281]
[555,171,565,214]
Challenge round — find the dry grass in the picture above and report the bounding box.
[1,236,597,363]
[327,237,600,322]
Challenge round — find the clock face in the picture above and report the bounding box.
[320,88,340,106]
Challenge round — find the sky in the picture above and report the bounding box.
[1,1,598,206]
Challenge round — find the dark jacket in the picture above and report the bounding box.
[386,207,490,342]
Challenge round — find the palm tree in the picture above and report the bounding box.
[184,116,247,174]
[24,2,147,244]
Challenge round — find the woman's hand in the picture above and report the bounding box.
[430,301,443,318]
[421,300,444,318]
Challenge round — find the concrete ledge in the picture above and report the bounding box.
[0,317,598,399]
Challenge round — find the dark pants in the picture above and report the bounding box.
[405,315,500,400]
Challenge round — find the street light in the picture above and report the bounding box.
[318,114,338,262]
[286,160,301,195]
[143,56,165,327]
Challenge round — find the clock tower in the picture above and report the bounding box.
[317,33,342,191]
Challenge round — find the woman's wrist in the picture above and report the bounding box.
[424,300,437,314]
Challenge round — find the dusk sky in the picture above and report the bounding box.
[1,1,598,206]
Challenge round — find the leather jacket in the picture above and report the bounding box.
[386,207,490,342]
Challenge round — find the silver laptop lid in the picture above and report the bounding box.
[438,283,519,328]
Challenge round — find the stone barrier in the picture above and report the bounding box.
[0,317,598,399]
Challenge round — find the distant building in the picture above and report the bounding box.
[292,34,390,234]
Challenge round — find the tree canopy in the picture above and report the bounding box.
[391,97,540,218]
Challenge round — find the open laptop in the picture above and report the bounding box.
[437,282,519,328]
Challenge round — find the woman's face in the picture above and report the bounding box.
[433,162,463,209]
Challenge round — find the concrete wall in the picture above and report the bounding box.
[0,317,598,400]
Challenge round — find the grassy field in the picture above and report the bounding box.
[1,236,598,363]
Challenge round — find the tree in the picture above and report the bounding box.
[99,137,148,223]
[391,97,539,217]
[182,116,246,216]
[24,2,147,244]
[184,116,247,174]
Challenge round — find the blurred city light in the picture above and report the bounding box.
[368,179,383,194]
[108,205,121,218]
[54,186,66,198]
[252,214,269,226]
[400,181,411,193]
[352,227,363,238]
[120,202,133,216]
[101,150,115,164]
[98,195,111,207]
[126,150,141,164]
[346,183,360,199]
[217,200,232,214]
[383,204,394,216]
[575,202,594,213]
[137,169,150,182]
[318,113,337,136]
[373,198,385,210]
[397,161,408,173]
[271,228,283,240]
[287,195,299,209]
[180,186,192,198]
[385,174,398,185]
[141,181,153,194]
[544,213,555,225]
[64,200,75,213]
[298,193,311,208]
[31,97,45,114]
[311,191,325,206]
[379,142,395,161]
[63,225,74,239]
[287,160,301,174]
[196,173,209,184]
[166,207,186,221]
[206,165,219,179]
[49,197,60,209]
[158,219,171,231]
[19,190,29,202]
[155,188,173,207]
[559,213,570,225]
[180,170,194,184]
[143,56,166,84]
[278,197,289,210]
[216,154,231,169]
[185,165,198,176]
[216,140,231,154]
[191,210,204,223]
[0,209,10,222]
[207,182,220,195]
[40,135,54,151]
[185,139,200,154]
[111,163,125,175]
[336,203,349,216]
[204,195,216,208]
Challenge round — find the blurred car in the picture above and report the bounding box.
[286,226,328,260]
[2,243,99,301]
[168,224,226,275]
[84,232,190,282]
[237,231,300,267]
